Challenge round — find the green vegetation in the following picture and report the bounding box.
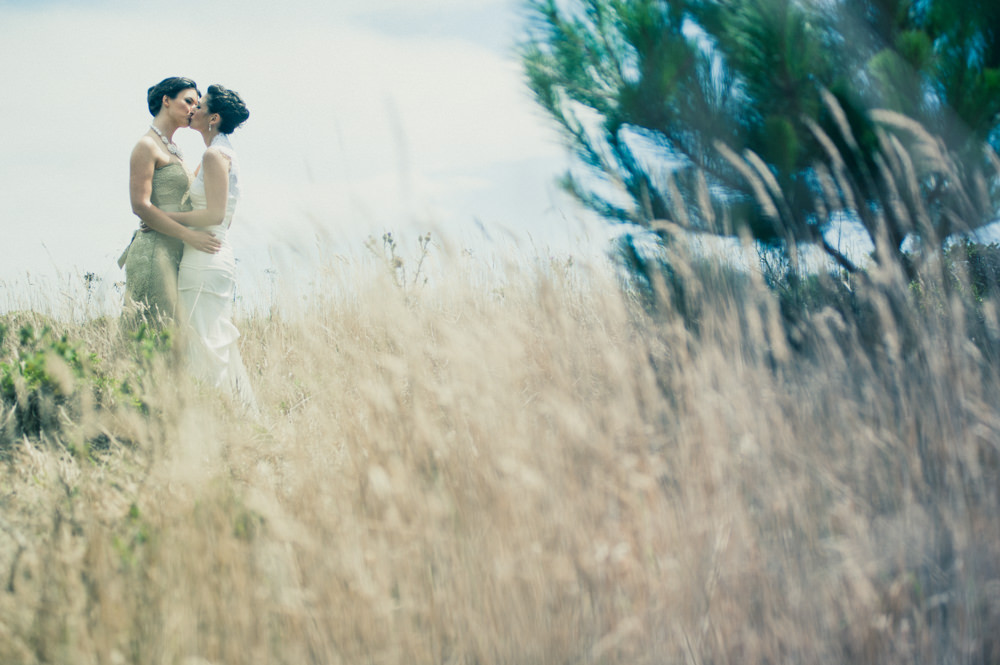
[522,0,1000,277]
[0,314,177,452]
[0,319,103,440]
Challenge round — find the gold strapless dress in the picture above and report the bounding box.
[122,163,192,323]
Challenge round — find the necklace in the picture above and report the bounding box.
[149,124,183,160]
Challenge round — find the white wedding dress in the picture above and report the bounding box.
[178,133,256,408]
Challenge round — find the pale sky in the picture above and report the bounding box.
[0,0,601,314]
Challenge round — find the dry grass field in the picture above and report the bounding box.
[1,241,998,664]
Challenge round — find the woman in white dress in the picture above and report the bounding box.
[161,84,255,407]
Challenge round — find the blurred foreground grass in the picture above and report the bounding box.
[1,244,998,664]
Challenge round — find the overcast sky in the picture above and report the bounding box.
[0,0,602,314]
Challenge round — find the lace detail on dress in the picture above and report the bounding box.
[148,162,193,212]
[122,163,193,322]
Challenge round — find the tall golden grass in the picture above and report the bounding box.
[1,236,998,664]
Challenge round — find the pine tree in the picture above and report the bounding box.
[522,0,1000,276]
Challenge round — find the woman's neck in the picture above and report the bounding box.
[151,117,180,140]
[201,130,219,147]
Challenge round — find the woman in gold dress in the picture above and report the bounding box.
[121,76,221,323]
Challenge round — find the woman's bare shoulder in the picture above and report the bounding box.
[202,146,232,171]
[203,145,232,162]
[131,134,161,160]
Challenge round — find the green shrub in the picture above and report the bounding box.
[945,240,1000,301]
[0,324,97,440]
[0,317,176,447]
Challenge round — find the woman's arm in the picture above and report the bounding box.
[129,138,221,254]
[165,149,230,228]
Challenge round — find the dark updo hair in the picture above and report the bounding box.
[205,84,250,134]
[147,76,200,116]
